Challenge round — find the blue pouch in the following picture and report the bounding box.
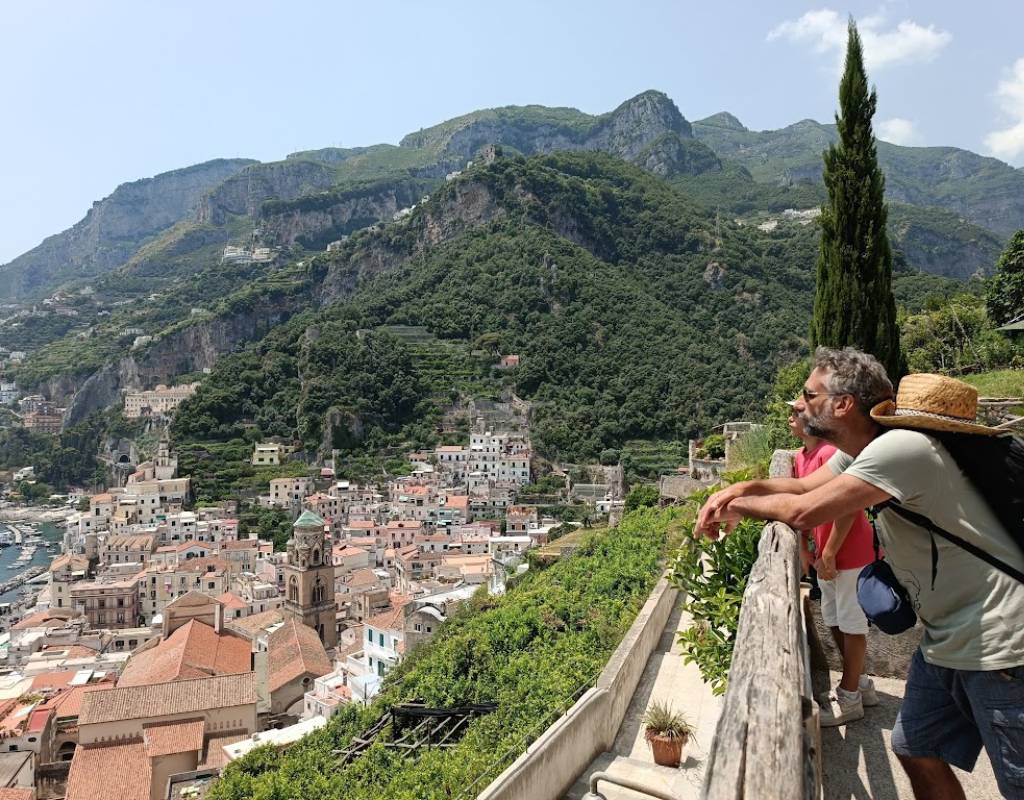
[856,559,916,634]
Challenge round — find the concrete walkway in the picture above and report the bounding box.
[564,595,722,799]
[820,670,1003,800]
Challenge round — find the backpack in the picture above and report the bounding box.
[931,431,1024,545]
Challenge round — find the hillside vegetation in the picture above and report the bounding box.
[169,152,817,481]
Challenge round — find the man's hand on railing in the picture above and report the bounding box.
[694,500,743,539]
[695,483,749,536]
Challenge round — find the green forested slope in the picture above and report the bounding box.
[170,152,815,478]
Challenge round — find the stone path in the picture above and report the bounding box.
[564,595,722,799]
[820,670,1003,800]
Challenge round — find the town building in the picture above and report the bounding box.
[69,576,141,630]
[123,382,199,419]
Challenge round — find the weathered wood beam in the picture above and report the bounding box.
[702,521,816,800]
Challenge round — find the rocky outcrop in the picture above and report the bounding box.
[0,159,256,299]
[58,299,296,424]
[196,160,339,225]
[260,177,436,250]
[635,134,721,178]
[406,90,694,168]
[317,178,508,305]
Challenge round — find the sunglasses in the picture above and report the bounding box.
[800,388,843,402]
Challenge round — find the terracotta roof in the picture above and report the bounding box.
[219,539,258,551]
[444,495,469,510]
[11,608,76,631]
[164,590,221,609]
[267,619,330,693]
[117,619,251,687]
[27,707,50,733]
[49,554,90,573]
[38,644,99,661]
[225,609,283,639]
[333,545,368,559]
[90,494,113,504]
[48,683,116,719]
[345,568,380,588]
[216,591,248,610]
[0,789,34,800]
[66,740,151,800]
[30,670,78,692]
[80,673,256,725]
[365,605,407,634]
[103,534,156,551]
[346,520,376,529]
[143,717,205,756]
[386,520,422,529]
[201,731,249,768]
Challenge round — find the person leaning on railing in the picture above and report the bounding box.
[787,397,877,727]
[695,346,1024,800]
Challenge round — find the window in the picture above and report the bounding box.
[367,629,373,642]
[379,633,384,647]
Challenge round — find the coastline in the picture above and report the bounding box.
[0,507,75,524]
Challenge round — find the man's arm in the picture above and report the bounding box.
[695,460,839,535]
[725,474,889,532]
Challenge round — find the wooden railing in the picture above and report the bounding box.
[702,450,820,800]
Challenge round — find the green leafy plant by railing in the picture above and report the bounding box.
[669,491,761,695]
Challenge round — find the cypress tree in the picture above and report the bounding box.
[810,20,906,380]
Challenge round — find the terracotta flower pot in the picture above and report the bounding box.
[647,731,687,767]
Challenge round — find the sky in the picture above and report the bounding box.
[1,0,1022,264]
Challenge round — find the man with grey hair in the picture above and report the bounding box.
[696,347,1024,800]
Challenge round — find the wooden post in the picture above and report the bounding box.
[702,449,819,800]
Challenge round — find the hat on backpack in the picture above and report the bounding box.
[870,373,1006,437]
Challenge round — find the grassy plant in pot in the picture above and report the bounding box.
[643,700,694,767]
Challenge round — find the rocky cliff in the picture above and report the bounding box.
[56,296,296,424]
[259,176,437,250]
[693,113,1024,238]
[0,158,256,299]
[196,159,340,225]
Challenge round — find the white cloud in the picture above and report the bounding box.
[767,9,952,72]
[984,58,1024,162]
[876,117,919,145]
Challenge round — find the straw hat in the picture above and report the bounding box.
[870,373,1005,436]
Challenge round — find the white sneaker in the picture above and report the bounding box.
[819,687,864,727]
[859,676,878,707]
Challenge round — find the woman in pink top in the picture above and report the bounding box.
[789,402,877,727]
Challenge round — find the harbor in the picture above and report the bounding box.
[0,520,63,614]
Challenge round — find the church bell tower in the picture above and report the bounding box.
[280,509,337,648]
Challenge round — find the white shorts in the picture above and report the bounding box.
[820,567,869,635]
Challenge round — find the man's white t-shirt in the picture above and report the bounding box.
[828,428,1024,670]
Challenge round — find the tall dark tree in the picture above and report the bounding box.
[986,229,1024,326]
[811,20,906,380]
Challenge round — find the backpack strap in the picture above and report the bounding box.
[874,499,1024,585]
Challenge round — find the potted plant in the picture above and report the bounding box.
[643,700,694,767]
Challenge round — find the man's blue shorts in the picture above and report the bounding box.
[893,648,1024,798]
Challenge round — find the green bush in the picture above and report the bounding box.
[669,491,761,695]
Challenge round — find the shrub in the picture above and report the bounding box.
[669,491,761,695]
